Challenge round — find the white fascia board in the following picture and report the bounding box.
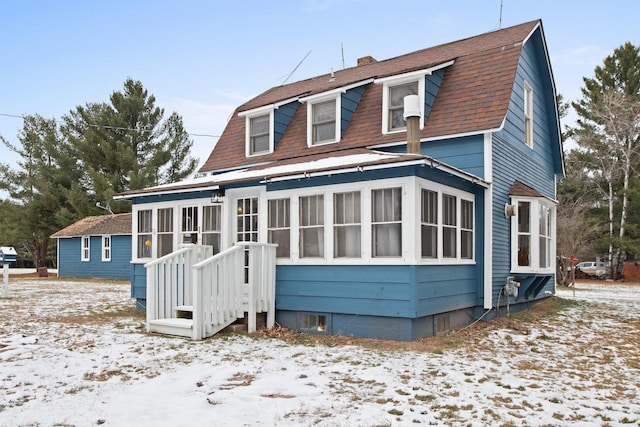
[237,96,300,117]
[299,79,374,103]
[368,126,504,151]
[373,60,455,84]
[264,156,489,188]
[113,184,222,200]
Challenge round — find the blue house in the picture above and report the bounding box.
[115,20,563,340]
[51,213,132,281]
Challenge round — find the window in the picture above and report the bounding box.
[461,200,474,260]
[181,206,199,244]
[81,235,90,261]
[157,208,173,257]
[249,114,271,155]
[442,194,457,258]
[372,187,402,257]
[137,209,152,258]
[524,81,533,147]
[539,204,551,269]
[299,313,327,332]
[299,195,324,258]
[268,199,290,258]
[237,198,258,243]
[334,191,361,258]
[311,100,337,145]
[202,205,222,254]
[517,201,531,267]
[421,190,438,258]
[388,81,418,131]
[102,235,111,262]
[421,188,474,261]
[511,198,555,273]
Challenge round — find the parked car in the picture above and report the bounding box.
[575,261,607,277]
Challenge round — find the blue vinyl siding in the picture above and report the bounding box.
[57,235,131,280]
[131,263,146,300]
[416,265,477,315]
[341,86,365,137]
[383,134,485,179]
[490,27,560,303]
[424,69,444,119]
[274,101,298,147]
[276,265,415,318]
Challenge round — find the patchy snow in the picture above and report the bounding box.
[1,279,639,426]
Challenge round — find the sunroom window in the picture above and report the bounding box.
[334,191,361,258]
[157,207,173,257]
[372,187,402,257]
[202,205,221,254]
[299,195,324,258]
[137,209,152,258]
[268,198,291,258]
[421,188,474,261]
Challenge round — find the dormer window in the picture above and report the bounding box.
[375,61,454,135]
[388,81,418,131]
[249,113,271,155]
[312,100,337,145]
[306,96,340,146]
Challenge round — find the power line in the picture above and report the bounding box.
[0,112,220,138]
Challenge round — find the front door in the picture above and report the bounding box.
[236,197,259,283]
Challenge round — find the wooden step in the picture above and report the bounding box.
[174,305,193,319]
[148,318,193,338]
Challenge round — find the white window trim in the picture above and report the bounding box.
[380,76,425,135]
[304,94,341,147]
[244,109,274,157]
[266,177,411,265]
[132,197,221,263]
[102,235,111,262]
[510,196,556,274]
[417,181,476,265]
[524,80,533,148]
[81,235,90,262]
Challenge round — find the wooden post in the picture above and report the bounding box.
[2,264,8,298]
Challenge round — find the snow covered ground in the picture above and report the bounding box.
[0,278,638,426]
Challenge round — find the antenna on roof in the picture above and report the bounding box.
[281,50,311,86]
[499,0,503,29]
[341,42,345,69]
[96,201,114,215]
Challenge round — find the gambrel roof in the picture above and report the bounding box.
[199,20,542,174]
[51,213,132,238]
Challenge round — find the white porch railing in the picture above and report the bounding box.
[145,244,213,326]
[145,242,277,340]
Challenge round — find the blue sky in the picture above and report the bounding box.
[1,0,638,170]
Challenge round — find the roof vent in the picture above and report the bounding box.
[357,56,377,66]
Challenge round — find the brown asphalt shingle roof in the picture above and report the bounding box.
[50,213,132,238]
[199,20,540,174]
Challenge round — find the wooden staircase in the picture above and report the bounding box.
[148,305,237,338]
[145,243,277,340]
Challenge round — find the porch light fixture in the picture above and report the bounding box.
[211,189,225,203]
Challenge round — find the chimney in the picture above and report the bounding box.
[403,95,421,154]
[357,55,377,66]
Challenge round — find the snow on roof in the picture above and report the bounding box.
[115,150,488,199]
